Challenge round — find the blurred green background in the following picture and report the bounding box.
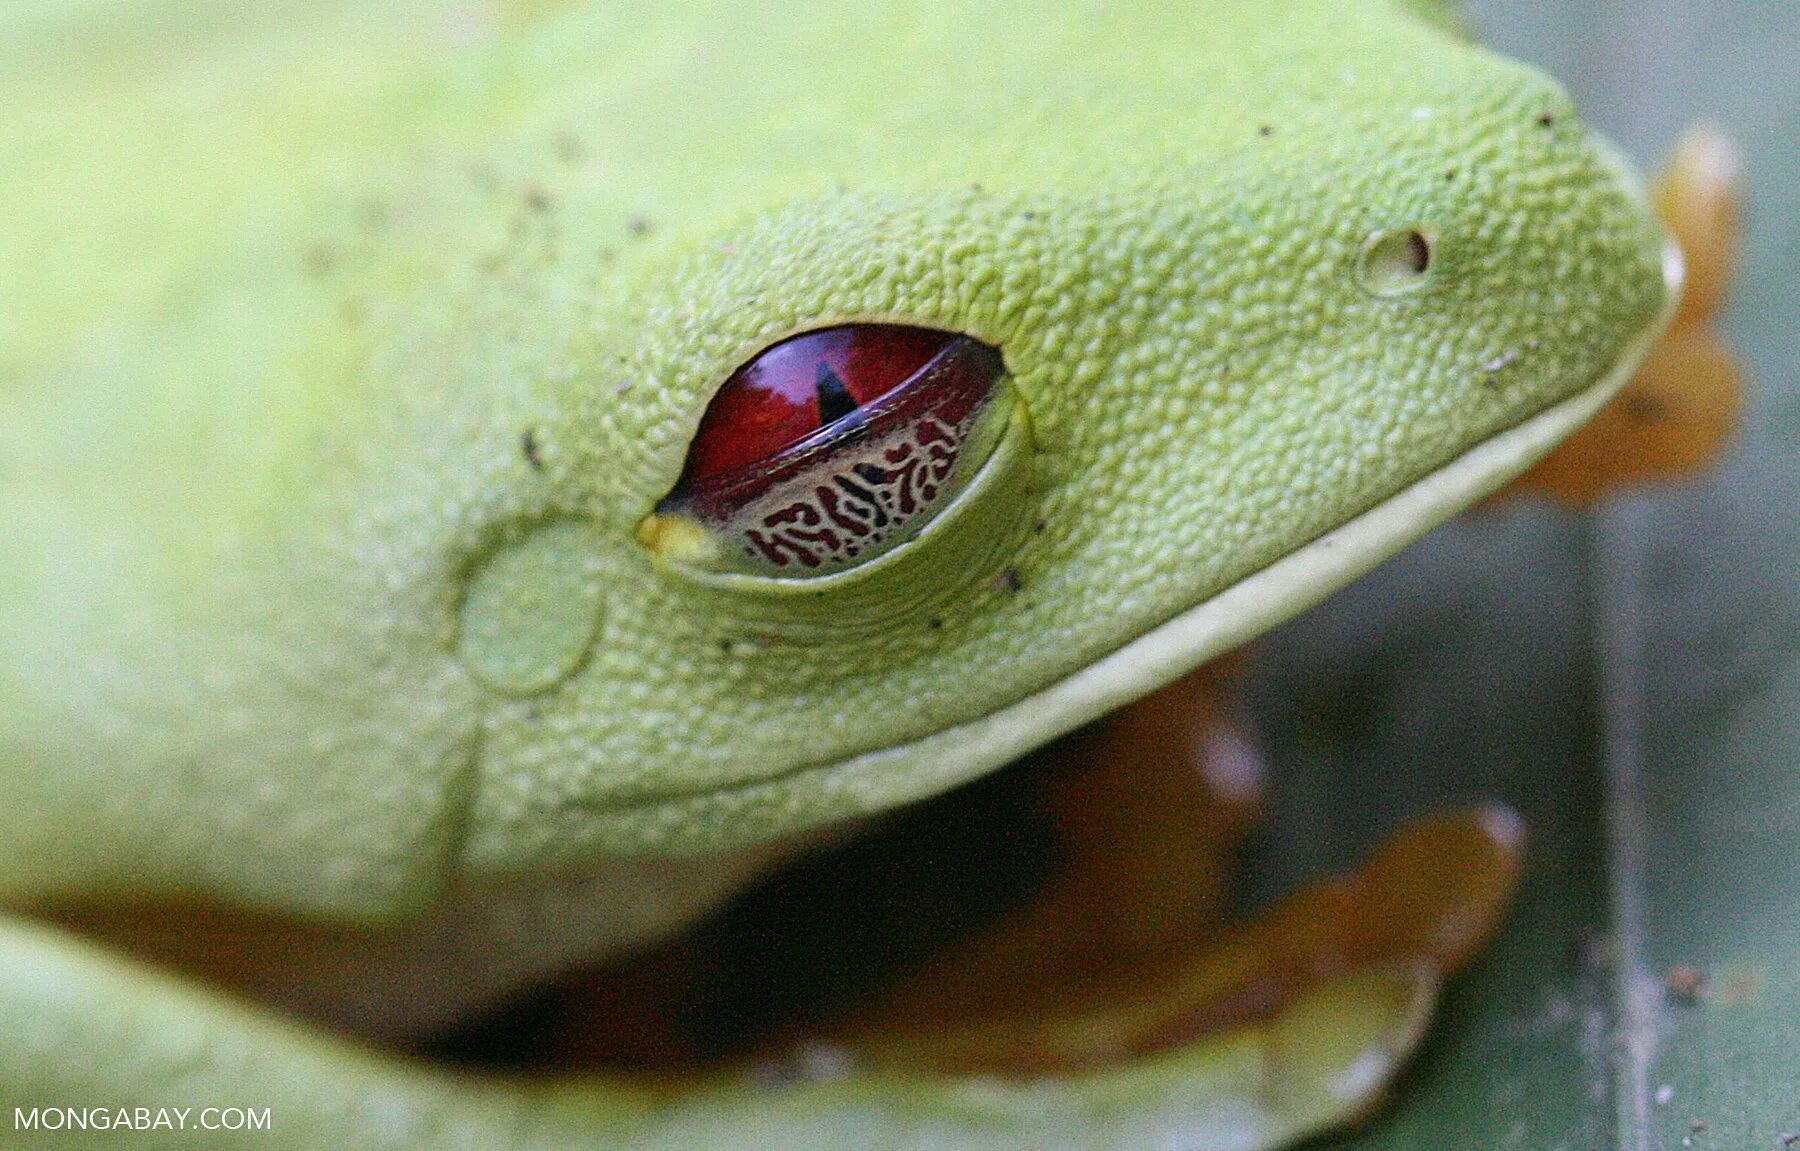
[1244,2,1800,1146]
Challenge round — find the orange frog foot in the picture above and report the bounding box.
[1511,124,1746,505]
[836,663,1521,1083]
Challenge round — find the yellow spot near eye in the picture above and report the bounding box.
[636,512,721,566]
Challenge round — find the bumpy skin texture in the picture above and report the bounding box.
[0,0,1668,1146]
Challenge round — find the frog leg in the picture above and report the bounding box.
[1508,125,1745,504]
[0,912,663,1150]
[0,879,1468,1151]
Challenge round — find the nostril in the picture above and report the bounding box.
[1360,228,1434,296]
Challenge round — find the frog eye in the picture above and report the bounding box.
[640,324,1012,577]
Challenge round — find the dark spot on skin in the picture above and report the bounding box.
[1033,519,1047,534]
[1442,166,1459,181]
[969,183,985,194]
[302,244,337,277]
[1624,392,1666,421]
[520,429,545,471]
[1537,112,1556,128]
[991,567,1023,595]
[523,184,554,214]
[928,617,945,630]
[718,639,732,654]
[1257,124,1274,137]
[626,215,655,238]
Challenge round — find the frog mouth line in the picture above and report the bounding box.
[561,238,1683,857]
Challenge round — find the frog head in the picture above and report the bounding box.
[445,19,1672,879]
[1,2,1670,926]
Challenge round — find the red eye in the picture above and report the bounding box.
[651,324,1010,575]
[682,325,957,480]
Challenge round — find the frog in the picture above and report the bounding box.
[0,0,1682,1147]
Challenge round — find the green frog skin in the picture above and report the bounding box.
[0,0,1673,1147]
